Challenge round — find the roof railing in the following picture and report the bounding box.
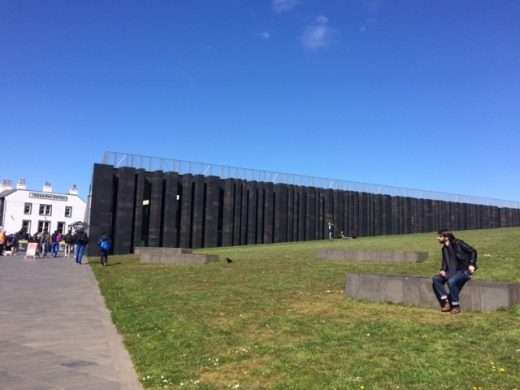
[102,151,520,209]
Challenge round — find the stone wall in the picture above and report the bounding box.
[345,273,520,311]
[317,249,428,263]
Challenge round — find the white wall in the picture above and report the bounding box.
[1,190,87,235]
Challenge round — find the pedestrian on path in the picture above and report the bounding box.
[51,230,62,257]
[97,233,112,266]
[73,229,89,264]
[40,229,51,258]
[63,228,74,257]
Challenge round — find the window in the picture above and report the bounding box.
[24,203,32,215]
[39,204,52,216]
[38,221,50,233]
[22,220,31,234]
[65,206,72,218]
[57,222,65,234]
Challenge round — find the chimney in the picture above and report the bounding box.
[69,184,79,196]
[16,179,27,190]
[1,179,13,192]
[43,182,53,193]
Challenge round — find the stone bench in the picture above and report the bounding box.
[135,247,219,265]
[317,249,428,263]
[345,273,520,312]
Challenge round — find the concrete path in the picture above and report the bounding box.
[0,255,143,389]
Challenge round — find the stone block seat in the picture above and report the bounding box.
[346,273,520,312]
[317,249,428,263]
[135,247,219,265]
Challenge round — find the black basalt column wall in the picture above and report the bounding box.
[274,184,288,243]
[246,181,258,245]
[148,171,165,247]
[132,169,146,248]
[113,167,136,254]
[263,183,274,244]
[89,164,520,254]
[162,172,180,247]
[88,164,115,255]
[191,175,206,249]
[204,176,220,248]
[179,174,194,248]
[222,179,235,247]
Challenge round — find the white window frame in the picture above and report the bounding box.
[39,204,52,216]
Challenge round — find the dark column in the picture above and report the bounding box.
[240,181,248,245]
[274,184,288,243]
[162,172,180,248]
[297,186,306,241]
[246,181,258,245]
[113,167,136,255]
[343,191,352,236]
[287,185,295,242]
[334,190,344,238]
[263,182,274,244]
[305,187,316,240]
[358,192,367,237]
[391,196,399,235]
[88,164,114,256]
[233,180,243,246]
[191,175,205,249]
[256,183,265,244]
[203,176,220,248]
[179,174,194,248]
[222,179,235,247]
[382,195,392,235]
[351,191,360,237]
[424,199,433,233]
[148,171,164,247]
[132,169,146,249]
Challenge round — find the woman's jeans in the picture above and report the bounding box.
[75,244,86,264]
[51,242,60,257]
[432,270,472,306]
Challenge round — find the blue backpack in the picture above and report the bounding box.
[99,239,111,252]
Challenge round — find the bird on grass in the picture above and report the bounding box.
[226,257,233,264]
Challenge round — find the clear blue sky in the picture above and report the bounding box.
[1,0,519,203]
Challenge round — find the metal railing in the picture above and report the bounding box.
[102,151,520,209]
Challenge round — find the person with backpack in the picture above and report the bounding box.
[432,230,478,314]
[51,230,62,257]
[40,229,51,258]
[97,233,112,266]
[73,228,89,265]
[63,228,74,258]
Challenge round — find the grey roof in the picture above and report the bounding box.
[0,189,17,199]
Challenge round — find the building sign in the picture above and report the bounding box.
[29,192,68,201]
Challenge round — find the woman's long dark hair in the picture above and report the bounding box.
[437,229,456,241]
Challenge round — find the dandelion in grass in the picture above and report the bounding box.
[499,368,506,373]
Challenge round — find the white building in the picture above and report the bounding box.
[0,179,87,235]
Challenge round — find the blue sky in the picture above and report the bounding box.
[1,0,519,204]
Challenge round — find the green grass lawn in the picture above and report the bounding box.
[91,227,520,389]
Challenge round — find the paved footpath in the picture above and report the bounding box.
[0,255,143,389]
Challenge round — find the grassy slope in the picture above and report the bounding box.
[92,228,520,389]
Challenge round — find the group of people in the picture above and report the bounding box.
[0,227,112,267]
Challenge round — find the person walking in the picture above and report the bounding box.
[97,233,112,266]
[432,230,478,314]
[40,229,51,258]
[73,229,89,265]
[63,228,74,258]
[328,221,334,241]
[51,230,62,257]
